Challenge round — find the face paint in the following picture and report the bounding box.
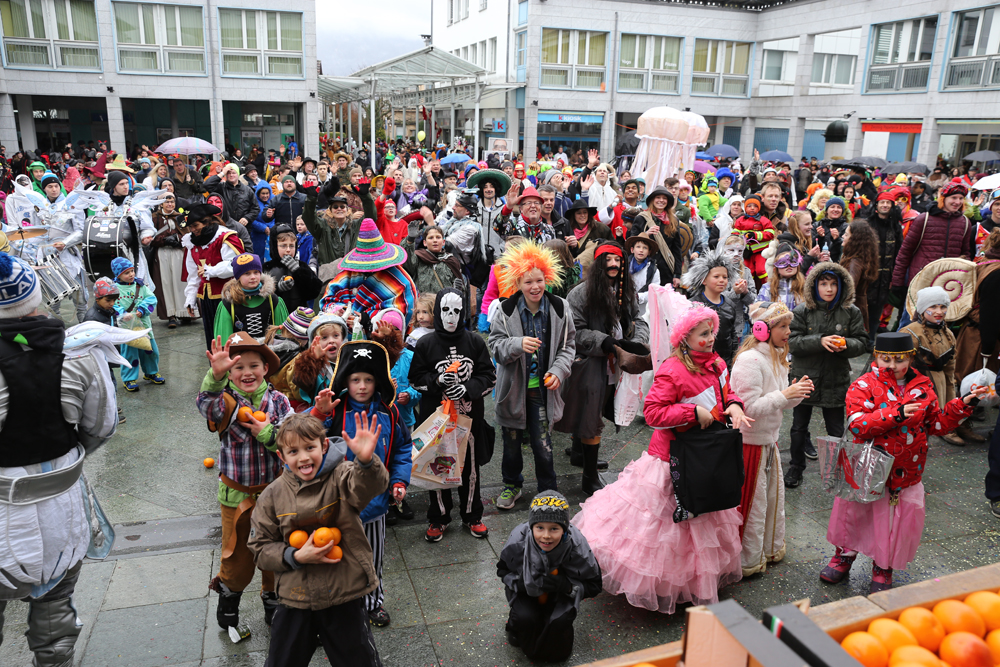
[439,292,463,332]
[698,340,706,347]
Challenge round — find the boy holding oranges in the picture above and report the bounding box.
[198,332,292,630]
[248,411,389,667]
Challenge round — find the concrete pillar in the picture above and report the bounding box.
[845,114,864,158]
[450,103,456,147]
[15,94,37,152]
[600,109,614,163]
[523,104,538,165]
[739,116,755,163]
[0,95,20,153]
[209,97,225,158]
[306,98,320,161]
[105,95,127,155]
[170,100,179,137]
[505,90,517,156]
[713,118,726,146]
[473,81,480,160]
[916,116,939,168]
[787,117,806,163]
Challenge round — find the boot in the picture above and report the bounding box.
[211,578,242,629]
[870,564,893,594]
[570,438,608,470]
[819,547,857,584]
[261,591,279,626]
[581,445,606,497]
[25,597,82,667]
[956,424,987,443]
[942,431,965,447]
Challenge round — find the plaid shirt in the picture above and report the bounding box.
[197,371,290,488]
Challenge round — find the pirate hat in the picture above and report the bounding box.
[331,340,396,405]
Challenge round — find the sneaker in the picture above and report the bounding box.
[117,407,126,424]
[819,548,857,584]
[870,564,893,594]
[465,521,489,538]
[368,606,391,627]
[261,591,279,626]
[783,465,803,489]
[991,500,1000,519]
[123,380,139,392]
[425,523,446,542]
[144,373,165,385]
[496,486,521,510]
[804,442,818,460]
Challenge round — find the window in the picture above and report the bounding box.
[515,30,526,81]
[113,3,205,73]
[541,28,607,88]
[461,0,468,20]
[618,33,681,93]
[517,0,527,25]
[488,36,496,72]
[470,42,476,64]
[1,0,99,69]
[218,9,302,77]
[868,17,935,91]
[447,0,453,25]
[811,54,855,85]
[479,0,487,10]
[946,7,1000,88]
[692,39,751,96]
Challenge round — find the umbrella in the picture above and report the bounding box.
[439,153,471,165]
[154,137,221,156]
[704,144,739,159]
[614,130,639,157]
[963,150,1000,162]
[972,173,1000,191]
[882,161,930,176]
[696,151,713,161]
[851,156,889,169]
[758,150,794,163]
[693,161,716,174]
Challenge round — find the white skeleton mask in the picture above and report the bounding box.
[439,292,463,332]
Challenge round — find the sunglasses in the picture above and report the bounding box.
[774,253,802,270]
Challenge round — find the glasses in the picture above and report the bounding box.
[774,253,802,270]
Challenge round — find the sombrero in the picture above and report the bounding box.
[466,168,511,193]
[340,219,407,272]
[106,154,134,173]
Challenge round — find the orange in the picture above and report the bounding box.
[934,600,987,638]
[329,545,343,560]
[288,530,308,549]
[985,629,1000,664]
[869,618,918,654]
[964,591,1000,631]
[938,631,993,667]
[252,410,267,422]
[203,457,215,468]
[313,527,334,548]
[841,631,889,667]
[899,607,947,652]
[328,527,341,546]
[888,645,942,667]
[237,406,254,422]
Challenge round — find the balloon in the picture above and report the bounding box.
[417,130,426,142]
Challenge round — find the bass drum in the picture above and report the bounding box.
[83,215,138,281]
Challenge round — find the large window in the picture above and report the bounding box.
[540,28,607,89]
[0,0,99,69]
[218,9,302,77]
[618,34,681,93]
[946,6,1000,89]
[113,3,205,74]
[692,39,751,96]
[515,30,526,82]
[867,17,936,91]
[812,53,855,85]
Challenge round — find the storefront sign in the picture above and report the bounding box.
[538,113,604,124]
[861,122,923,133]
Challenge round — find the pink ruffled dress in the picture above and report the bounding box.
[572,353,744,614]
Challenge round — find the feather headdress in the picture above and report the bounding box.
[497,241,564,293]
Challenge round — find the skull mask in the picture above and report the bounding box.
[439,292,463,333]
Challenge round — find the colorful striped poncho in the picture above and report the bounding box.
[320,265,417,325]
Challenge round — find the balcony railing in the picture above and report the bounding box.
[118,44,206,75]
[866,62,930,92]
[691,72,749,97]
[944,54,1000,89]
[3,37,100,70]
[618,68,680,93]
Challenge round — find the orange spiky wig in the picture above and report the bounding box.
[497,241,564,293]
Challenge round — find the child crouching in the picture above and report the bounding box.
[497,492,602,662]
[248,412,389,667]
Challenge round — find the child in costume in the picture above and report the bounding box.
[719,233,757,336]
[214,253,289,343]
[572,299,749,613]
[683,246,740,368]
[309,340,411,628]
[821,332,985,593]
[730,302,814,576]
[626,233,665,317]
[497,491,602,661]
[265,306,315,397]
[409,288,496,542]
[247,412,388,667]
[488,242,577,510]
[696,176,727,222]
[756,242,807,311]
[280,312,349,411]
[198,332,292,629]
[85,276,126,424]
[406,293,436,351]
[731,194,776,283]
[111,257,164,391]
[264,223,324,313]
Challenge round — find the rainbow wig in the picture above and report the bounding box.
[669,304,720,350]
[498,241,564,293]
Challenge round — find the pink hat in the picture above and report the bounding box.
[373,307,405,331]
[669,304,720,350]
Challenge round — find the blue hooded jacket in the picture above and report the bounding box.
[250,181,274,261]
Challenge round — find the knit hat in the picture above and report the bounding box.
[93,277,119,298]
[0,252,42,318]
[915,286,950,317]
[528,491,570,530]
[372,307,405,332]
[110,257,134,278]
[308,312,349,343]
[40,172,60,189]
[280,174,296,184]
[941,181,969,199]
[825,196,845,211]
[704,176,719,189]
[339,219,407,272]
[876,189,896,203]
[282,307,316,342]
[231,253,262,279]
[669,303,720,350]
[221,163,240,177]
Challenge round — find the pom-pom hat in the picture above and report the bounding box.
[0,251,42,319]
[339,220,407,272]
[281,307,316,342]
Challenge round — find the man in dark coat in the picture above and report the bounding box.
[864,191,905,339]
[204,164,257,226]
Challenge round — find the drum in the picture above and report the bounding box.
[36,252,81,307]
[83,215,137,281]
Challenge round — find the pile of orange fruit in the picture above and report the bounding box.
[839,590,1000,667]
[288,527,343,561]
[236,406,267,423]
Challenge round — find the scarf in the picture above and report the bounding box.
[521,529,571,598]
[243,283,262,296]
[228,374,268,409]
[630,256,651,275]
[191,223,219,247]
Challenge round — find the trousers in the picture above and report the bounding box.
[789,403,844,470]
[0,561,83,667]
[362,514,386,612]
[264,598,382,667]
[507,594,576,662]
[501,388,557,492]
[219,503,275,593]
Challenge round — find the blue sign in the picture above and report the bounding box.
[538,112,604,124]
[492,120,506,132]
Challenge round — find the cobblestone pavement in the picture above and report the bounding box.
[3,320,998,666]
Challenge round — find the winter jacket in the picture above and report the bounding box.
[488,292,577,429]
[404,248,464,297]
[205,175,258,223]
[247,442,389,610]
[813,212,850,263]
[169,169,205,200]
[730,342,804,445]
[249,182,275,260]
[83,303,115,327]
[630,210,683,279]
[845,365,971,491]
[390,349,420,428]
[643,352,743,461]
[264,227,323,313]
[269,190,307,227]
[891,207,976,288]
[213,275,289,343]
[303,193,363,266]
[901,320,957,407]
[788,262,869,407]
[864,210,904,315]
[697,192,728,222]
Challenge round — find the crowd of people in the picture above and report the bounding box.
[2,134,1000,667]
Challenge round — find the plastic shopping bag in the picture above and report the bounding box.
[614,372,643,426]
[410,399,471,490]
[817,435,895,504]
[960,359,999,408]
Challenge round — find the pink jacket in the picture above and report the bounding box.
[643,353,743,462]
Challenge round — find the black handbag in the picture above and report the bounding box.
[670,420,744,522]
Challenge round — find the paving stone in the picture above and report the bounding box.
[409,560,509,624]
[103,550,213,610]
[379,569,424,629]
[81,599,207,667]
[393,521,498,569]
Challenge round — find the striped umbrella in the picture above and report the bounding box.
[154,137,221,156]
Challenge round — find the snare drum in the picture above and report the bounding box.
[35,253,81,307]
[84,215,136,281]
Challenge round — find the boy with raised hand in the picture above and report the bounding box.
[248,411,389,667]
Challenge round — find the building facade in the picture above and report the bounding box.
[0,0,319,156]
[432,0,1000,166]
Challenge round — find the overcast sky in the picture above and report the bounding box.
[317,1,432,76]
